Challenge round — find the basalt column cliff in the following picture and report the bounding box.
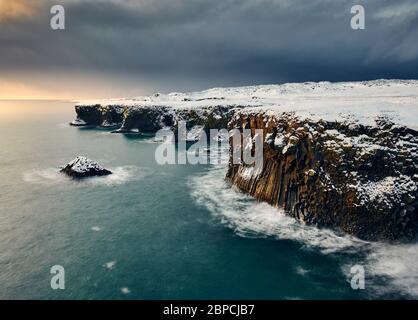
[70,80,418,242]
[227,111,418,241]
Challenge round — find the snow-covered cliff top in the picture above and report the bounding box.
[77,79,418,129]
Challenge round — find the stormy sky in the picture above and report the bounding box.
[0,0,418,99]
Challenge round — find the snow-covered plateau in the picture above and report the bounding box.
[71,80,418,241]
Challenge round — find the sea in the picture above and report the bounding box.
[0,100,417,299]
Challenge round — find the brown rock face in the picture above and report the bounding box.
[226,111,418,242]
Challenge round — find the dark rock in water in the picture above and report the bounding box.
[60,156,112,178]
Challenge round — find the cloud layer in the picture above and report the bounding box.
[0,0,418,96]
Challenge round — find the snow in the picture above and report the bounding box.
[100,120,119,127]
[70,117,87,126]
[186,125,205,142]
[74,80,418,214]
[324,129,387,156]
[355,175,417,208]
[77,79,418,129]
[274,136,286,149]
[239,165,262,181]
[66,156,107,173]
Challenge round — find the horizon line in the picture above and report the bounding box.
[0,98,75,102]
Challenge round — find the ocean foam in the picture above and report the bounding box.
[104,261,116,270]
[121,287,131,294]
[189,161,418,298]
[365,242,418,297]
[189,165,365,253]
[22,165,148,187]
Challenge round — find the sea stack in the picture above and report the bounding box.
[60,156,112,178]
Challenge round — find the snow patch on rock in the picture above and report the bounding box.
[60,156,112,178]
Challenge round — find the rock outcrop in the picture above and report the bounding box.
[69,80,418,241]
[61,156,112,178]
[71,105,126,128]
[72,104,238,136]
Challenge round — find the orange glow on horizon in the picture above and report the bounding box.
[0,0,35,22]
[0,74,149,101]
[0,80,73,100]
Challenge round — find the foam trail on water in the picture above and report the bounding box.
[189,159,418,298]
[189,164,365,253]
[104,261,116,270]
[365,242,418,297]
[22,168,66,184]
[88,166,146,186]
[22,165,148,187]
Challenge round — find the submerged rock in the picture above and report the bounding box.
[60,156,112,178]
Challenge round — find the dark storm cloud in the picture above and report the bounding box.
[1,0,418,90]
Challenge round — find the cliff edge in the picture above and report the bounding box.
[71,80,418,241]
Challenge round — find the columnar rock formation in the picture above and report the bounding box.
[70,80,418,241]
[226,112,418,241]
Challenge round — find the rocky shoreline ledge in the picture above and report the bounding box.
[70,80,418,241]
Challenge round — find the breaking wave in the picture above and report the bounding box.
[365,242,418,297]
[189,164,365,253]
[189,163,418,298]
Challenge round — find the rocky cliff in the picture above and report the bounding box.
[72,104,238,134]
[71,80,418,241]
[226,111,418,241]
[71,104,126,128]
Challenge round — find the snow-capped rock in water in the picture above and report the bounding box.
[70,80,418,241]
[60,156,112,178]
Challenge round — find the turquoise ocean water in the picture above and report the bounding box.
[0,101,416,299]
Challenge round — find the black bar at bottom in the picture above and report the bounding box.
[0,300,416,318]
